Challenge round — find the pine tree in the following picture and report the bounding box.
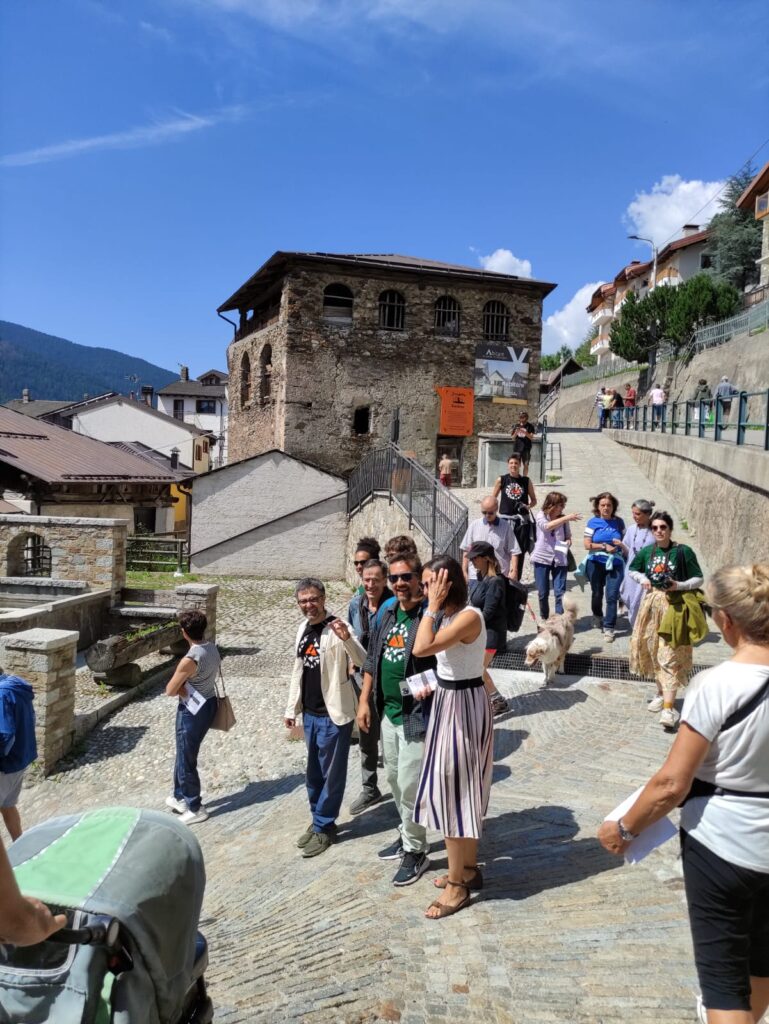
[704,167,762,292]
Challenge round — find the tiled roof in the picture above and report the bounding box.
[737,160,769,210]
[3,399,72,418]
[0,406,191,484]
[218,250,557,311]
[656,229,708,262]
[197,369,228,381]
[107,441,192,471]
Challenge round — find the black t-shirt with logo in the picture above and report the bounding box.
[512,421,535,457]
[499,473,530,516]
[298,617,333,715]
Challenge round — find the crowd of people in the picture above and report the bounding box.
[596,374,741,431]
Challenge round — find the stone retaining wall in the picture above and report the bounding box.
[0,628,78,773]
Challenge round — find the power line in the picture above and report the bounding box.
[655,134,769,250]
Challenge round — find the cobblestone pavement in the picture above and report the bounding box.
[15,567,750,1024]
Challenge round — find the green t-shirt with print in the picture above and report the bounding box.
[379,604,419,725]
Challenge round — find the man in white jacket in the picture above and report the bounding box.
[285,577,366,858]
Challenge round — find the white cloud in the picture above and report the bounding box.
[542,281,604,355]
[139,20,175,43]
[478,248,533,278]
[624,174,724,248]
[0,106,248,168]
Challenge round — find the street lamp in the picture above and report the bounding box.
[627,234,658,290]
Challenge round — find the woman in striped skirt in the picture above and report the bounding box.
[412,555,494,918]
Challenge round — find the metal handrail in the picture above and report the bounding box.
[347,443,468,560]
[611,391,769,450]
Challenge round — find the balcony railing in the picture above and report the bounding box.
[590,304,614,326]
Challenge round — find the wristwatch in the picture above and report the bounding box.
[617,818,638,842]
[424,609,439,620]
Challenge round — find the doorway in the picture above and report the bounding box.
[436,437,464,484]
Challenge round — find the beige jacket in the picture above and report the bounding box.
[286,618,366,726]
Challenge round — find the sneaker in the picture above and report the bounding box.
[301,831,333,858]
[349,789,383,816]
[165,796,187,814]
[298,822,337,848]
[647,696,664,713]
[660,707,680,729]
[378,836,404,861]
[603,629,615,644]
[695,995,707,1024]
[490,693,509,717]
[179,806,209,825]
[392,851,430,887]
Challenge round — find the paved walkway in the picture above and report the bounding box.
[455,429,729,667]
[14,572,746,1024]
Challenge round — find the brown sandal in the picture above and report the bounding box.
[433,866,483,891]
[425,880,472,919]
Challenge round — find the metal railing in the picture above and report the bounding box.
[347,443,468,560]
[561,356,645,388]
[126,536,190,573]
[609,391,769,450]
[538,386,560,419]
[689,298,769,355]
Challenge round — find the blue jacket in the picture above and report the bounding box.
[0,675,37,773]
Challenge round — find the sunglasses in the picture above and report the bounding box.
[651,524,669,532]
[353,559,369,567]
[388,572,415,583]
[482,509,497,516]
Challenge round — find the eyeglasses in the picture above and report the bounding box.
[420,581,430,590]
[388,572,415,583]
[482,509,497,516]
[353,559,369,567]
[651,524,669,532]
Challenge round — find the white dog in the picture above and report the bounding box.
[524,596,578,684]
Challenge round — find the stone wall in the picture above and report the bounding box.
[227,263,548,485]
[345,497,433,587]
[0,628,78,772]
[546,367,645,428]
[0,514,127,600]
[610,430,769,569]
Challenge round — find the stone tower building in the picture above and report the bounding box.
[219,252,556,484]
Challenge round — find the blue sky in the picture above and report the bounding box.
[1,0,767,375]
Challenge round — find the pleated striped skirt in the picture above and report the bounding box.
[412,678,493,839]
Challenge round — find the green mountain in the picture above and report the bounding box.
[0,321,178,405]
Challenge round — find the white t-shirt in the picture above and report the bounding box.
[680,662,769,873]
[649,387,666,405]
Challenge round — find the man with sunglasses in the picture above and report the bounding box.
[351,537,381,594]
[357,553,436,886]
[346,559,393,815]
[460,495,521,583]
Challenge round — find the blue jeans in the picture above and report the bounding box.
[174,697,218,812]
[611,409,623,428]
[586,558,624,630]
[533,562,567,620]
[624,406,635,428]
[303,712,353,833]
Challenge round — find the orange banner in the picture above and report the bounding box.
[437,387,474,436]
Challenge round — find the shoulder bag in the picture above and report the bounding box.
[211,666,237,732]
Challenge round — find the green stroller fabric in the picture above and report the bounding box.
[1,807,206,1024]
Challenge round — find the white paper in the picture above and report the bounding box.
[604,786,678,864]
[404,669,438,698]
[182,683,206,716]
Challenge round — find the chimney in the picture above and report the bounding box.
[180,366,189,382]
[141,385,154,407]
[22,388,30,403]
[682,224,700,237]
[170,447,180,470]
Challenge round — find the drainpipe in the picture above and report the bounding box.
[217,311,238,335]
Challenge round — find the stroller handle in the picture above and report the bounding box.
[50,917,121,949]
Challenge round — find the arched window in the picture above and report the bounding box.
[482,300,510,341]
[7,532,51,577]
[434,295,461,336]
[259,344,272,404]
[378,290,406,330]
[322,283,353,323]
[240,352,251,408]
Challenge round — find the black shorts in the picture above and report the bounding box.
[681,829,769,1011]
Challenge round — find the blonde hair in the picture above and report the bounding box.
[705,564,769,644]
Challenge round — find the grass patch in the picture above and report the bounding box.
[126,571,199,589]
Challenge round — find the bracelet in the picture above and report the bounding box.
[617,818,638,842]
[424,609,439,620]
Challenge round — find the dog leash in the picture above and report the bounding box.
[525,600,540,630]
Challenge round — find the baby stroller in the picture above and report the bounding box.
[0,806,213,1024]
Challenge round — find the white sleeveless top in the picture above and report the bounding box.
[436,606,487,681]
